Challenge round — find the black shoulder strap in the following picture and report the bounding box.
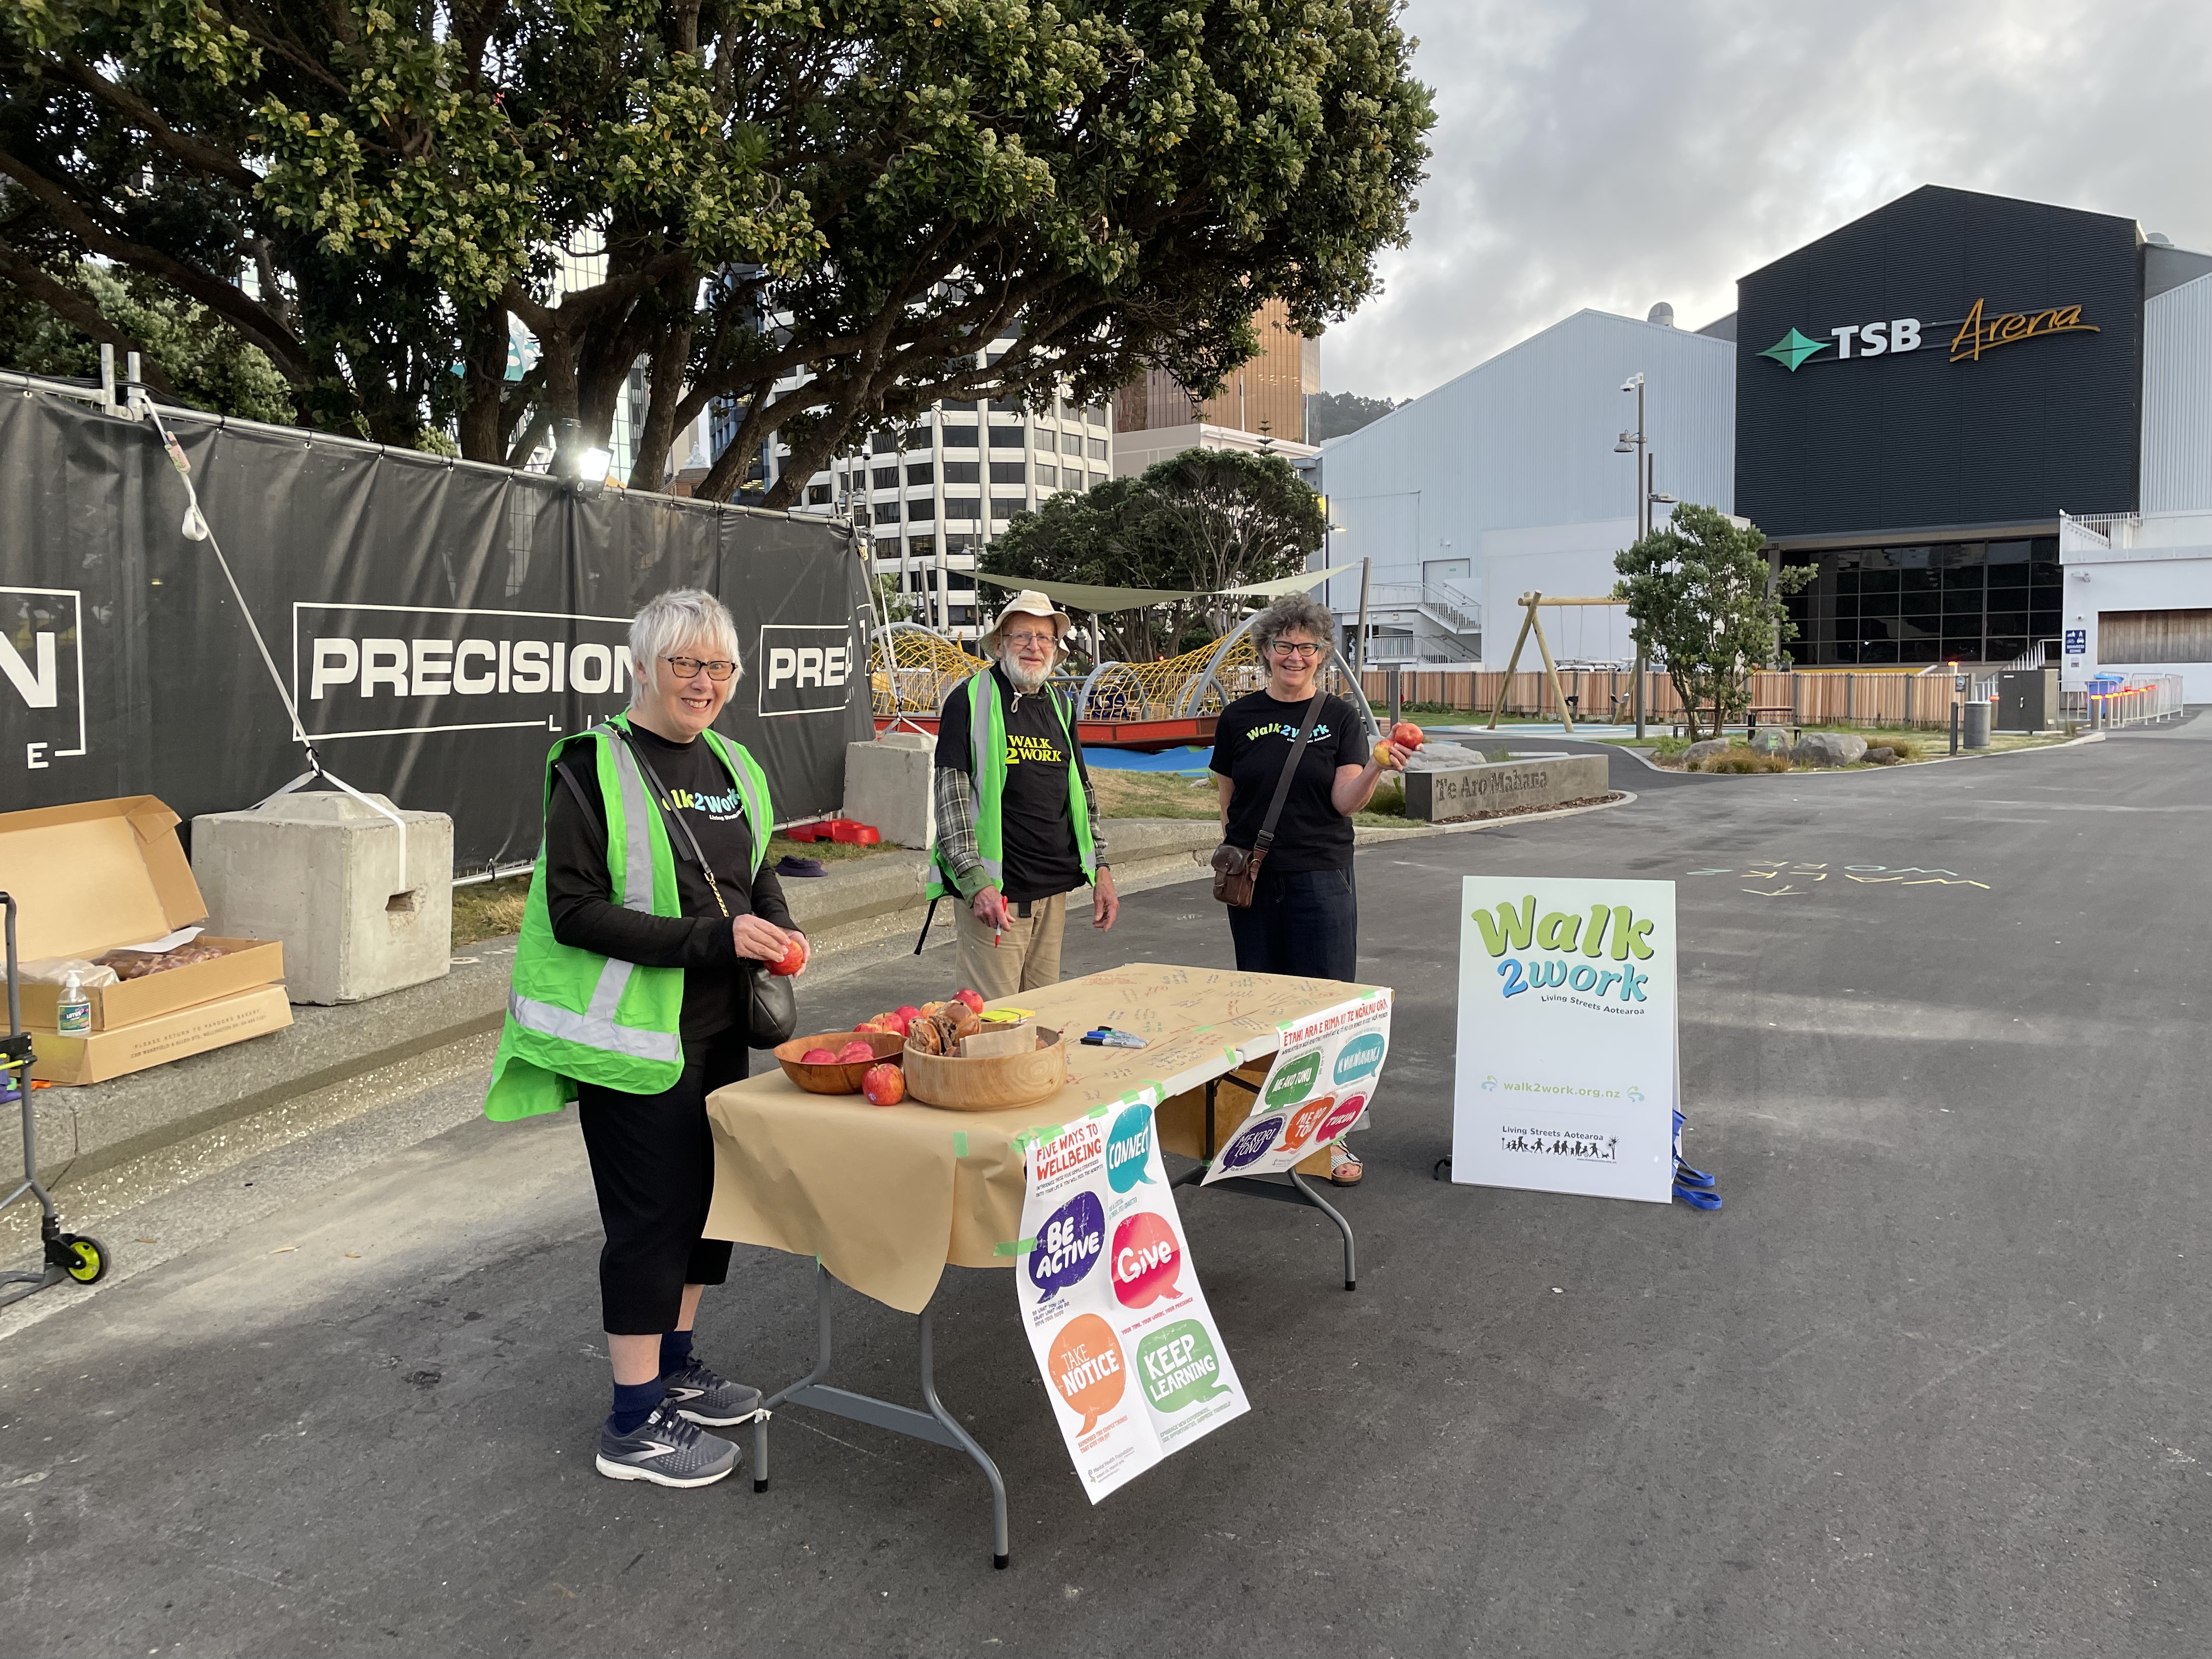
[1255,695,1326,851]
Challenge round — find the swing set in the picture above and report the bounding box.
[1485,591,1638,734]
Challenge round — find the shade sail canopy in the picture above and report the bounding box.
[973,563,1359,614]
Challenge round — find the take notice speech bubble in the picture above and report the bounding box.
[1048,1312,1127,1434]
[1217,1112,1284,1172]
[1137,1319,1231,1413]
[1263,1051,1323,1110]
[1334,1031,1387,1087]
[1029,1190,1106,1299]
[1110,1210,1184,1308]
[1105,1102,1156,1194]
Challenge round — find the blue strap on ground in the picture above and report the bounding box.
[1673,1181,1722,1211]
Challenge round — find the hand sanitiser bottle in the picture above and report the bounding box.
[57,972,92,1036]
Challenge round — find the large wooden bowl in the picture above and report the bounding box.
[775,1030,906,1095]
[901,1027,1067,1112]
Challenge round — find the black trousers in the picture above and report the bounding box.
[576,1025,748,1336]
[1226,863,1359,981]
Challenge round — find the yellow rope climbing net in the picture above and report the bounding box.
[871,627,988,715]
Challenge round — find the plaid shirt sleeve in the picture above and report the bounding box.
[933,763,988,900]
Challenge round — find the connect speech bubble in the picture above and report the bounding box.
[1110,1210,1185,1308]
[1137,1319,1232,1413]
[1047,1313,1127,1434]
[1105,1103,1156,1194]
[1029,1190,1105,1298]
[1316,1092,1366,1143]
[1263,1051,1323,1109]
[1334,1031,1387,1087]
[1218,1113,1284,1171]
[1280,1093,1338,1152]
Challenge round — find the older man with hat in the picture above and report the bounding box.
[930,589,1118,995]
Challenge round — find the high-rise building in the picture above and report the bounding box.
[1113,300,1322,475]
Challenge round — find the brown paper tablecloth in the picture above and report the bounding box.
[702,963,1373,1313]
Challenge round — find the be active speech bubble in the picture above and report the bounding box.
[1048,1312,1126,1434]
[1105,1102,1156,1194]
[1029,1190,1105,1298]
[1110,1210,1184,1308]
[1263,1051,1323,1109]
[1137,1319,1231,1412]
[1217,1113,1284,1171]
[1334,1031,1387,1087]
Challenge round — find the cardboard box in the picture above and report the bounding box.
[0,795,287,1082]
[27,984,294,1086]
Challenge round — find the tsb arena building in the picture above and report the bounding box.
[1317,185,2212,699]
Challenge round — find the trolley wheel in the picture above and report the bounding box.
[59,1235,110,1284]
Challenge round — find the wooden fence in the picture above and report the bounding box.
[1357,667,1981,731]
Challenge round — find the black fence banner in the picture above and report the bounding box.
[0,379,871,872]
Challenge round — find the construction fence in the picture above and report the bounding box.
[1357,666,2016,731]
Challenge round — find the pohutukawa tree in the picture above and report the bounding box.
[1,0,1433,501]
[1612,504,1815,741]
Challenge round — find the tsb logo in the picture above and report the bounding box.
[757,624,857,718]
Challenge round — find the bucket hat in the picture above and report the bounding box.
[978,589,1073,658]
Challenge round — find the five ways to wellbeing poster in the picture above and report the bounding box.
[1451,877,1677,1203]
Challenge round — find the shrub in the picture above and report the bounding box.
[1695,746,1791,774]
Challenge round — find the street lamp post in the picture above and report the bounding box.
[1616,376,1648,736]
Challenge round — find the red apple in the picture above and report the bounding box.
[955,988,985,1015]
[768,934,808,977]
[836,1039,877,1063]
[862,1063,906,1107]
[896,1005,922,1022]
[1390,721,1425,749]
[801,1048,839,1064]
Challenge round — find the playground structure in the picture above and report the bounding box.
[1485,592,1636,733]
[870,614,1379,752]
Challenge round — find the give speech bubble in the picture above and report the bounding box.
[1334,1031,1387,1087]
[1263,1051,1323,1109]
[1110,1210,1184,1308]
[1217,1113,1284,1172]
[1029,1190,1105,1298]
[1138,1319,1231,1412]
[1105,1102,1156,1194]
[1048,1312,1127,1434]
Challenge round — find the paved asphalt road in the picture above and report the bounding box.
[5,720,2211,1657]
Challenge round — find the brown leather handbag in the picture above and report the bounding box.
[1212,694,1325,907]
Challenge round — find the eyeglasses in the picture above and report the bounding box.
[665,656,737,682]
[1001,630,1059,648]
[1268,641,1322,659]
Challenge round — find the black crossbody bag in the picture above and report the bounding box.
[559,731,798,1047]
[1210,694,1324,907]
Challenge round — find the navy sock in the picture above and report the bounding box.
[660,1328,695,1375]
[610,1377,664,1436]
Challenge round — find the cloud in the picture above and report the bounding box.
[1326,0,2212,400]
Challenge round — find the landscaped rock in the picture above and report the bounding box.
[1865,746,1897,764]
[1748,729,1790,756]
[1680,738,1730,766]
[1790,732,1868,767]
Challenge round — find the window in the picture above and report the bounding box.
[903,426,931,449]
[943,460,980,484]
[945,498,981,521]
[990,396,1025,413]
[908,498,935,521]
[1036,464,1058,487]
[871,431,899,455]
[946,571,977,591]
[944,534,975,555]
[990,496,1025,521]
[1086,405,1108,427]
[873,503,900,524]
[990,461,1026,485]
[1090,470,1109,488]
[951,605,976,624]
[1059,432,1084,455]
[872,466,899,489]
[805,483,832,505]
[940,422,979,449]
[989,426,1026,448]
[1087,437,1108,460]
[906,461,934,487]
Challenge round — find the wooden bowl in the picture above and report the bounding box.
[775,1030,906,1094]
[900,1027,1067,1112]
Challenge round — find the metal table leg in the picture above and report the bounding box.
[754,1261,1011,1568]
[1167,1075,1359,1291]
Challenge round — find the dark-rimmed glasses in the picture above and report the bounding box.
[666,655,738,681]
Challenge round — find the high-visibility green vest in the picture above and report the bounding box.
[483,715,774,1121]
[928,670,1096,901]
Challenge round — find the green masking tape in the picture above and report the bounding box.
[953,1131,968,1158]
[994,1237,1036,1257]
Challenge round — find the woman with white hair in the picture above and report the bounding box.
[486,588,802,1489]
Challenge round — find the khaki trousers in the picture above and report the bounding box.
[953,890,1070,998]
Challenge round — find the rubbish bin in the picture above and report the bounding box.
[1962,699,1992,749]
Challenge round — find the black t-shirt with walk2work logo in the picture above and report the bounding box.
[936,665,1088,902]
[1210,690,1369,874]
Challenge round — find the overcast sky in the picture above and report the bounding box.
[1324,0,2212,402]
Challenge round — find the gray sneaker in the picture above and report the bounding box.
[595,1402,740,1488]
[661,1357,763,1427]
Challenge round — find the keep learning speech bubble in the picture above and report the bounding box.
[1048,1313,1127,1434]
[1105,1102,1156,1193]
[1110,1210,1184,1308]
[1137,1319,1231,1412]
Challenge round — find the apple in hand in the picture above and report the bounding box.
[1390,721,1425,750]
[862,1063,906,1107]
[767,934,808,977]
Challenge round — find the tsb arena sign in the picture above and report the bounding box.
[1759,297,2098,371]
